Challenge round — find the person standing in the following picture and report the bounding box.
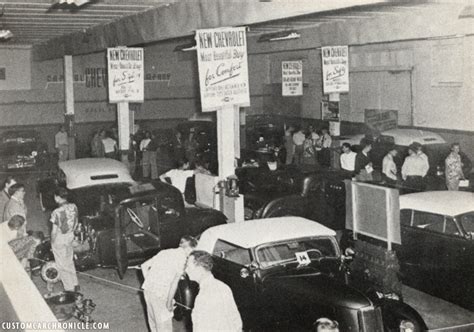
[339,143,356,174]
[50,188,79,292]
[317,128,332,167]
[141,236,197,332]
[159,159,195,195]
[3,183,27,231]
[354,140,373,182]
[90,129,105,158]
[302,133,317,166]
[308,125,320,147]
[382,148,399,185]
[445,143,465,191]
[185,250,242,332]
[401,144,428,192]
[185,128,199,167]
[141,131,159,180]
[101,130,118,159]
[292,126,306,166]
[172,130,186,164]
[55,125,69,162]
[284,125,295,165]
[0,176,16,221]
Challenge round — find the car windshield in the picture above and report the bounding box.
[0,142,38,156]
[457,212,474,238]
[256,237,338,268]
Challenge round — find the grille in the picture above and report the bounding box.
[358,306,384,332]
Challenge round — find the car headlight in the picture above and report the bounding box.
[399,320,415,332]
[31,151,38,157]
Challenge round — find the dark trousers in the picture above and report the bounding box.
[403,176,425,193]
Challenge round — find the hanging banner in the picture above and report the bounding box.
[195,27,250,112]
[321,45,349,94]
[107,47,144,103]
[282,61,303,96]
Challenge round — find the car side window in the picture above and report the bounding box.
[412,211,460,236]
[213,239,252,266]
[400,209,413,226]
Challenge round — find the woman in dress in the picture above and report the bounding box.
[445,143,464,191]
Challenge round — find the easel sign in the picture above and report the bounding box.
[107,47,144,103]
[195,27,250,112]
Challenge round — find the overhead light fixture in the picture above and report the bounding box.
[258,30,300,42]
[0,29,13,40]
[174,41,197,52]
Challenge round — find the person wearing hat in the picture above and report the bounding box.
[401,143,429,192]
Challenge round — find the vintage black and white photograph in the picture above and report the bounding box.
[0,1,473,331]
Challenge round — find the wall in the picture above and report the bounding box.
[0,46,31,91]
[0,4,472,158]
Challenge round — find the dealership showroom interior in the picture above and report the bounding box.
[0,0,473,331]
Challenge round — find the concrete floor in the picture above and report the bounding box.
[3,168,473,331]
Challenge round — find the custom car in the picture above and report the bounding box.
[178,217,426,331]
[0,130,50,171]
[34,158,226,280]
[398,191,474,310]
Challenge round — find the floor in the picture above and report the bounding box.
[3,168,473,331]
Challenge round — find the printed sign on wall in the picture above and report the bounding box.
[321,45,349,94]
[107,47,144,103]
[195,27,250,112]
[365,109,398,132]
[282,61,303,96]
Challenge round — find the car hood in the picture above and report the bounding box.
[263,270,373,310]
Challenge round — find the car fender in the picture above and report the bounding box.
[377,298,427,331]
[261,195,308,219]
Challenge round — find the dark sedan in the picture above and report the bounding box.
[0,130,50,171]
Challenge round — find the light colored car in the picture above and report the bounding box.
[187,216,425,331]
[340,128,446,147]
[398,191,474,310]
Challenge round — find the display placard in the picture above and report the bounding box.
[365,109,398,132]
[282,61,303,96]
[107,47,144,103]
[322,45,349,94]
[195,27,250,112]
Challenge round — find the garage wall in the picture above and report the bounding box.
[0,46,31,91]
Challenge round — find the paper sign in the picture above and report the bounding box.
[295,251,311,266]
[365,109,398,132]
[321,101,340,121]
[282,61,303,96]
[322,46,349,94]
[107,47,144,103]
[195,27,250,111]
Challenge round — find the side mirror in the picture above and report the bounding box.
[240,268,250,279]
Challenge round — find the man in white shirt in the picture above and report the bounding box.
[185,250,242,332]
[159,159,194,195]
[339,143,356,173]
[141,236,197,332]
[101,130,117,159]
[401,144,429,192]
[55,125,69,162]
[382,148,398,185]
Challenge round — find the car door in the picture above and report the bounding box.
[399,209,472,300]
[211,239,259,327]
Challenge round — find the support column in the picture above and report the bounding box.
[117,102,130,168]
[217,105,244,223]
[64,55,75,159]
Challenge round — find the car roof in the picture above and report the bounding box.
[400,191,474,217]
[340,129,446,147]
[197,217,336,252]
[59,158,136,190]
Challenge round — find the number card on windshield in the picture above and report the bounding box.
[195,27,250,112]
[107,47,144,103]
[321,45,349,94]
[295,251,311,267]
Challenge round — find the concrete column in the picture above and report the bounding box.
[117,102,130,167]
[217,105,244,222]
[64,55,75,159]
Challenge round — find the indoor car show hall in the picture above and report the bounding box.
[0,1,473,332]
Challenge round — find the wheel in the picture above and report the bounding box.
[41,261,60,284]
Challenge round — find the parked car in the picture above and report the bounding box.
[398,191,474,310]
[237,165,351,231]
[34,158,227,279]
[0,130,50,171]
[178,217,426,331]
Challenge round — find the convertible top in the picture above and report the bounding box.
[400,191,474,217]
[59,158,136,189]
[197,216,336,252]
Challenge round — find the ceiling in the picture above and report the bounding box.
[0,0,178,45]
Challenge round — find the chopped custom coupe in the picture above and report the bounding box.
[179,217,426,332]
[0,130,50,171]
[34,158,226,280]
[398,191,474,310]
